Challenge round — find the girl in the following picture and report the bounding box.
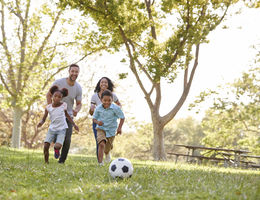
[38,85,79,164]
[89,77,121,162]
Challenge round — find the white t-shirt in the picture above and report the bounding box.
[47,102,68,131]
[90,92,119,106]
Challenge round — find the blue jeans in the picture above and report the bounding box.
[92,122,98,160]
[59,119,73,163]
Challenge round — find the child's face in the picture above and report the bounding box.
[102,95,112,108]
[100,78,108,91]
[52,91,63,104]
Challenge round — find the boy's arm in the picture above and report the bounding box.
[93,118,103,126]
[65,110,79,131]
[116,118,125,135]
[37,109,48,127]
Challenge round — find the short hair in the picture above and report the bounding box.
[69,64,79,71]
[94,77,114,93]
[101,89,113,99]
[49,85,68,97]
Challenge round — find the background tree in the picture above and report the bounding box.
[60,0,240,160]
[190,65,260,154]
[0,0,95,148]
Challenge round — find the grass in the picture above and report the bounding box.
[0,147,260,200]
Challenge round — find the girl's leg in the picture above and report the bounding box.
[98,140,105,164]
[54,143,62,150]
[44,142,50,163]
[92,122,98,160]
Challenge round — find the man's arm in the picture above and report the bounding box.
[73,100,82,117]
[46,91,52,104]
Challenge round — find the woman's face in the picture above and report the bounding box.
[100,78,108,91]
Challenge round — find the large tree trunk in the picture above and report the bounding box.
[11,106,23,148]
[152,120,166,161]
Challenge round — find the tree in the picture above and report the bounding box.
[190,66,260,154]
[0,0,91,148]
[59,0,242,160]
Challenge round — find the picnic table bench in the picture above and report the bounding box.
[168,144,254,168]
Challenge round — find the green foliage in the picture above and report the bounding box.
[0,147,260,199]
[164,117,205,155]
[60,0,235,82]
[191,66,260,154]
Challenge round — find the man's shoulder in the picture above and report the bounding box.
[53,78,66,84]
[75,81,82,89]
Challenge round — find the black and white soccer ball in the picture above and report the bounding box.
[109,158,133,178]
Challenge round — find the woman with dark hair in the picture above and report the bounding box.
[89,77,121,162]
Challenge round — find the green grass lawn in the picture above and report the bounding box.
[0,147,259,200]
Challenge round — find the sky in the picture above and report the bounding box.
[78,4,259,123]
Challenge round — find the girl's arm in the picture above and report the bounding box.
[37,109,48,128]
[65,110,79,131]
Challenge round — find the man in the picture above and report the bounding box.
[46,64,82,163]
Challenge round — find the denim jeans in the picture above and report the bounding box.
[59,119,73,163]
[92,122,98,160]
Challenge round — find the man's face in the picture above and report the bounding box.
[69,66,79,82]
[101,95,112,109]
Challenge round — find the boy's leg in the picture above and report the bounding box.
[98,141,105,164]
[96,129,107,165]
[104,136,115,163]
[59,120,73,163]
[44,142,50,163]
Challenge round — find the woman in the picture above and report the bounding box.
[89,77,121,161]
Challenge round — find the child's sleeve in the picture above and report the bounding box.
[114,106,125,119]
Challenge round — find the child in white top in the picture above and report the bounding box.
[38,86,79,164]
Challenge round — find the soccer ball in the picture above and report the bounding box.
[109,158,133,178]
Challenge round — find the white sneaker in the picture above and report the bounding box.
[98,162,104,166]
[105,152,111,163]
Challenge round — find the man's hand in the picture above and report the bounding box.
[73,109,78,117]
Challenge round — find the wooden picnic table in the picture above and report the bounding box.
[170,144,251,167]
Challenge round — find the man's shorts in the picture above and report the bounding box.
[44,128,66,145]
[97,129,115,153]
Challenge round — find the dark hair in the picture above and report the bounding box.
[49,85,68,97]
[69,64,79,71]
[94,77,114,93]
[101,89,113,99]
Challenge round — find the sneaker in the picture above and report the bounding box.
[105,152,111,163]
[54,148,60,159]
[98,162,104,166]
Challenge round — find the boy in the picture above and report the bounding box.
[93,89,125,166]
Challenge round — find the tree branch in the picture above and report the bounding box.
[0,3,17,91]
